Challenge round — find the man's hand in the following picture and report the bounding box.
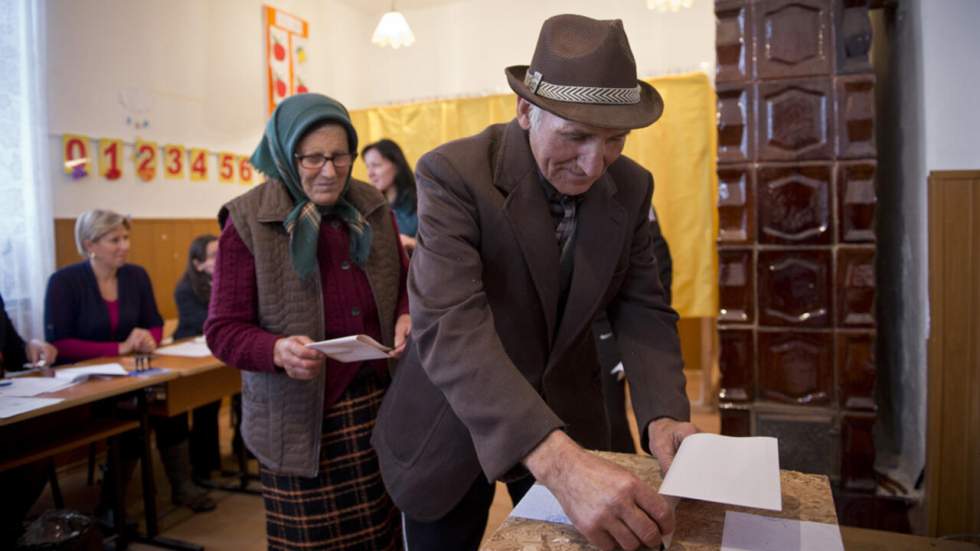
[25,339,57,366]
[389,314,411,359]
[273,336,325,380]
[525,431,673,551]
[647,418,699,475]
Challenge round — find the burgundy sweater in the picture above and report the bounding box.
[205,214,409,410]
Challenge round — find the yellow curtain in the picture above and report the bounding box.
[349,72,717,318]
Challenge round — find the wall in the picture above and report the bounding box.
[874,0,980,496]
[356,0,715,108]
[44,0,374,219]
[43,0,714,219]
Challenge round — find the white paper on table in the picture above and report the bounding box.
[155,340,212,357]
[0,377,76,397]
[510,484,571,525]
[509,483,675,549]
[305,335,391,363]
[721,511,844,551]
[659,433,782,511]
[0,396,64,418]
[53,363,129,382]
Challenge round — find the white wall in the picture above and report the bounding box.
[43,0,714,218]
[921,0,980,170]
[354,0,715,108]
[45,0,374,218]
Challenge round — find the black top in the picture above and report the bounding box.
[0,292,27,371]
[173,276,208,340]
[44,261,163,364]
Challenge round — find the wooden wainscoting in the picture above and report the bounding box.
[54,218,220,320]
[926,170,980,537]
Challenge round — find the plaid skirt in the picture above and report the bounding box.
[260,369,402,550]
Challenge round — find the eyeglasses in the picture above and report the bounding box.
[295,152,357,170]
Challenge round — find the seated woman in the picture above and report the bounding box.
[206,93,410,550]
[0,292,58,546]
[362,138,418,253]
[44,209,215,514]
[173,234,230,480]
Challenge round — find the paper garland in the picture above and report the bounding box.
[61,134,256,185]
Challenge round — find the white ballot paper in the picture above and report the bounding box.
[510,483,674,549]
[0,377,76,397]
[53,363,129,382]
[305,335,392,363]
[0,396,64,419]
[156,340,212,358]
[721,511,844,551]
[659,433,782,511]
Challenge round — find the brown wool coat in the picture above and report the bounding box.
[371,119,689,520]
[220,179,401,477]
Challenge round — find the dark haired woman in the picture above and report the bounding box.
[362,138,418,253]
[174,234,229,481]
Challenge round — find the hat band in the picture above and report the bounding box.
[524,70,641,105]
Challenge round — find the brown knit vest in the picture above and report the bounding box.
[221,179,401,476]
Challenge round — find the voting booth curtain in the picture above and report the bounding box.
[349,72,718,319]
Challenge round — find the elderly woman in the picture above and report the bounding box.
[205,94,409,550]
[44,209,215,515]
[362,138,418,253]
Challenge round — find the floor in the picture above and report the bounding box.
[26,369,718,550]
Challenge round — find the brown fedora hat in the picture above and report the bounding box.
[506,14,664,130]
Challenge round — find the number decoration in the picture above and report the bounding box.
[62,134,91,180]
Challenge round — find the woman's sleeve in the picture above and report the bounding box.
[203,220,281,372]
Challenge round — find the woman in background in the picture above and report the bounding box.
[174,234,231,481]
[44,209,215,514]
[362,138,418,253]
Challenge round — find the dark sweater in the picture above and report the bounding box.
[44,261,163,364]
[173,276,208,340]
[0,293,27,371]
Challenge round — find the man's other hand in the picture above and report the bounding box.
[647,418,699,475]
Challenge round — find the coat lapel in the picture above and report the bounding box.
[549,173,627,365]
[495,122,560,346]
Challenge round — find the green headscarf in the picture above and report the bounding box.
[250,93,372,278]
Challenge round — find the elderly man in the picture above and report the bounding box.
[372,14,697,551]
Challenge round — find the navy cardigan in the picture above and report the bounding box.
[44,261,163,364]
[0,292,27,371]
[173,276,208,340]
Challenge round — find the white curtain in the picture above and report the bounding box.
[0,0,54,340]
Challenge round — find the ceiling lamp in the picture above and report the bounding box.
[372,8,415,49]
[646,0,694,12]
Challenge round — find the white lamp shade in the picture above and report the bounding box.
[646,0,695,12]
[372,11,415,49]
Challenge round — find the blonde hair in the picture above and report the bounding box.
[74,209,131,257]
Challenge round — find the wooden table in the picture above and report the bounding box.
[141,352,240,417]
[483,451,839,551]
[0,367,177,549]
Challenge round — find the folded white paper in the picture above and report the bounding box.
[721,511,843,551]
[155,341,212,357]
[510,483,674,549]
[305,335,391,363]
[0,396,64,418]
[0,377,76,397]
[510,484,571,525]
[53,363,129,382]
[659,433,782,511]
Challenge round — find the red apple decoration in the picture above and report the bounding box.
[273,38,285,61]
[276,77,286,97]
